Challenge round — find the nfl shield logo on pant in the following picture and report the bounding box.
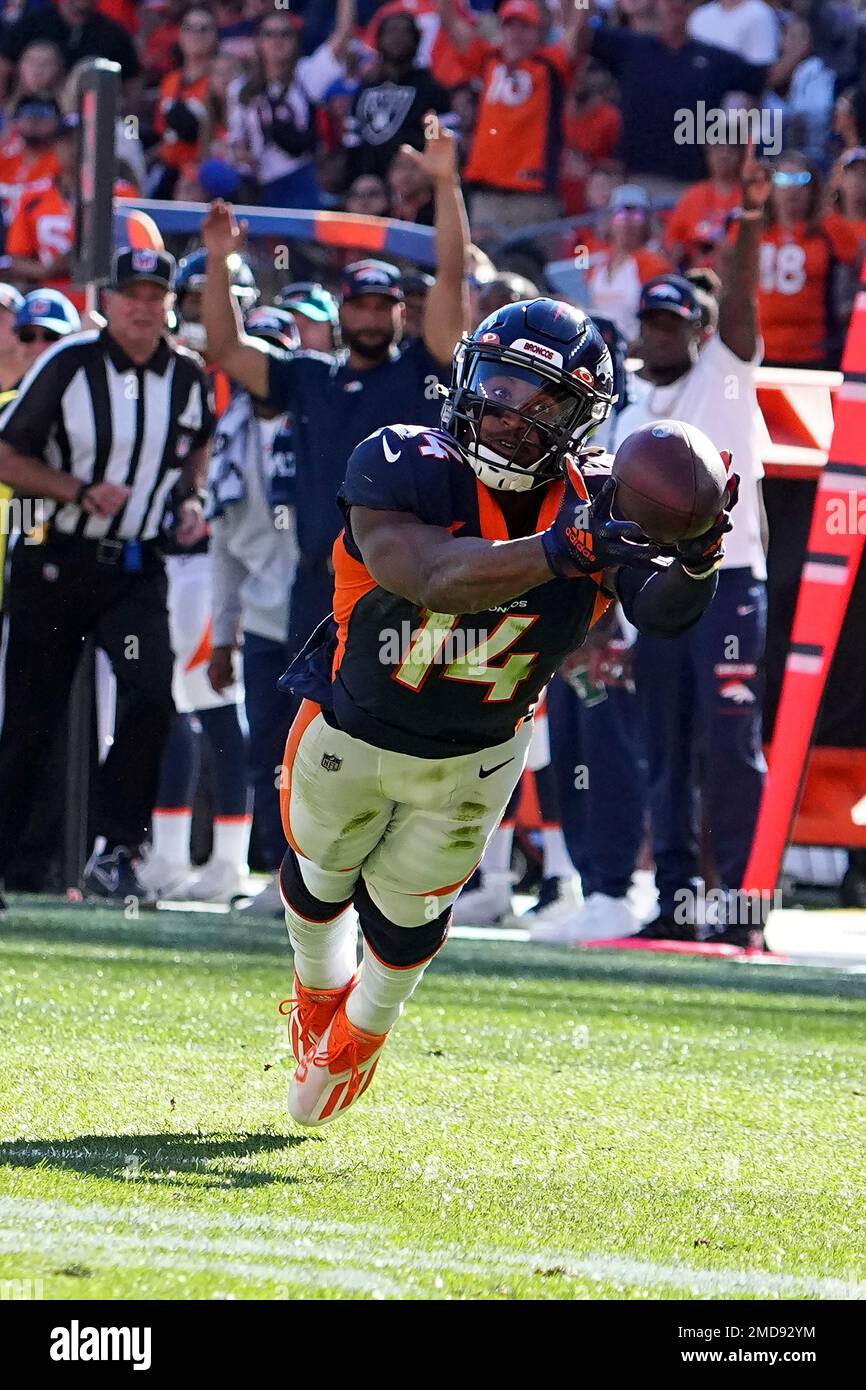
[321,752,343,772]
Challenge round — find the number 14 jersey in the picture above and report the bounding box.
[329,424,612,758]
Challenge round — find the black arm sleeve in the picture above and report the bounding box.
[615,560,718,638]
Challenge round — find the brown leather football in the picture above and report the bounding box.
[611,419,728,544]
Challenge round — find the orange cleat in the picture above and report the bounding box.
[288,996,390,1128]
[278,973,356,1065]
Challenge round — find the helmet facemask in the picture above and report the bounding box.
[443,345,612,491]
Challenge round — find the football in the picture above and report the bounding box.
[611,419,728,544]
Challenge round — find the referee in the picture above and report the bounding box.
[0,246,215,912]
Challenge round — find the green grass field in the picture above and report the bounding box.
[1,898,865,1301]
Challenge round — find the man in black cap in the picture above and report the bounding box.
[0,245,215,914]
[202,118,468,662]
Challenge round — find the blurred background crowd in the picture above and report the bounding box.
[1,0,866,944]
[0,0,864,364]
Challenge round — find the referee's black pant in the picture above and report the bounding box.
[0,534,176,876]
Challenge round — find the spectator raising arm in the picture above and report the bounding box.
[329,0,358,62]
[400,116,470,365]
[201,202,273,401]
[561,0,594,62]
[436,0,476,54]
[717,143,772,362]
[570,0,595,58]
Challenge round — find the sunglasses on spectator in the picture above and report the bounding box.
[772,170,812,187]
[260,26,295,38]
[182,21,216,32]
[17,327,60,344]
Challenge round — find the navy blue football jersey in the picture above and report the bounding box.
[284,425,614,758]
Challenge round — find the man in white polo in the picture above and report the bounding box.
[608,153,771,946]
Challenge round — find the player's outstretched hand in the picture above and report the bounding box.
[676,462,740,579]
[541,475,664,579]
[201,199,246,258]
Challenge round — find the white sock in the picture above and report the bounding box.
[346,940,428,1035]
[212,815,252,870]
[151,809,192,866]
[481,823,514,875]
[285,903,358,991]
[542,826,573,880]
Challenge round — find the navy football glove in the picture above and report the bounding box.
[541,475,664,579]
[675,471,740,578]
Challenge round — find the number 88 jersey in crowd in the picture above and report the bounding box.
[289,423,615,759]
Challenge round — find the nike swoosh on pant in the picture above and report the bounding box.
[479,758,514,779]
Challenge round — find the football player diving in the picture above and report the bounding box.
[275,297,738,1126]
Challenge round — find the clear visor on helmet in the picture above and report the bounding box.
[467,357,584,428]
[458,353,604,474]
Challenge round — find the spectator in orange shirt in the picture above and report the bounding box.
[149,6,218,199]
[0,95,61,232]
[560,60,622,217]
[757,152,861,369]
[665,140,744,271]
[438,0,584,243]
[6,113,81,309]
[587,183,671,343]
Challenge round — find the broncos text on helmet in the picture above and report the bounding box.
[441,298,616,492]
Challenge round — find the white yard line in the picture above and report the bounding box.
[0,1196,863,1300]
[0,1231,399,1298]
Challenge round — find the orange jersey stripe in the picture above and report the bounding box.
[331,531,379,678]
[279,699,322,856]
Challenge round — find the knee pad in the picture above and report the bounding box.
[279,847,353,923]
[354,874,450,968]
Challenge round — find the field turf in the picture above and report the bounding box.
[1,898,865,1301]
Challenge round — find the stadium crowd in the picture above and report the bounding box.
[1,0,866,949]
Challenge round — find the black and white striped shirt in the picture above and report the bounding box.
[0,328,215,542]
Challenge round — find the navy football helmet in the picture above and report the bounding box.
[441,299,616,491]
[175,248,259,313]
[245,305,301,352]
